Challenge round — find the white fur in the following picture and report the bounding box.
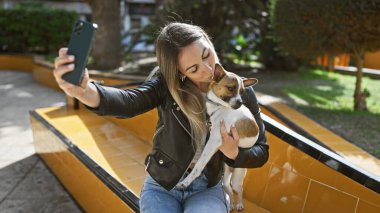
[176,86,259,212]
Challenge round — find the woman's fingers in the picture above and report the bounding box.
[55,48,69,68]
[220,120,239,142]
[219,120,239,160]
[230,125,239,142]
[220,120,228,139]
[58,47,68,57]
[54,63,75,79]
[80,68,89,89]
[54,55,75,69]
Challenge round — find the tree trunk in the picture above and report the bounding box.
[327,54,334,72]
[353,52,368,111]
[87,0,122,70]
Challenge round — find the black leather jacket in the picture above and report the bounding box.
[86,73,269,191]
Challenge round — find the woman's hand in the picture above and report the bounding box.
[219,120,239,160]
[53,47,90,99]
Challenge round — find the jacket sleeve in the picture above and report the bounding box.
[223,86,269,168]
[84,76,163,118]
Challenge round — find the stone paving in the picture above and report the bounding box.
[0,71,83,212]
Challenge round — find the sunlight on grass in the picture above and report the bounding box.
[283,69,380,114]
[315,85,333,91]
[287,93,309,106]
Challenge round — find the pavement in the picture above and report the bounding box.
[0,70,83,212]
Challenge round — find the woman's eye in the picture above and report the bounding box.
[202,52,210,59]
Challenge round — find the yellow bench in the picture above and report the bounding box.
[30,105,272,212]
[30,103,380,213]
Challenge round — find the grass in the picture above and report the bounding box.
[251,68,380,159]
[283,69,380,114]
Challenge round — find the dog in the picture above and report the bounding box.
[176,63,259,211]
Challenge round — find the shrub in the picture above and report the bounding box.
[0,4,78,54]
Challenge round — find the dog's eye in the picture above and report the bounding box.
[226,86,235,92]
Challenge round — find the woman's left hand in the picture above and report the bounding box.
[219,120,239,160]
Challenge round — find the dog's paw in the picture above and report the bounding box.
[176,180,190,189]
[181,181,191,188]
[175,183,185,189]
[176,181,186,188]
[236,203,244,211]
[228,199,234,211]
[226,195,234,212]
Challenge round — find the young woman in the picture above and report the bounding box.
[53,22,269,213]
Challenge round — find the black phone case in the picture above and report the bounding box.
[62,20,97,86]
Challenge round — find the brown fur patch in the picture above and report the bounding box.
[235,118,259,138]
[211,72,241,100]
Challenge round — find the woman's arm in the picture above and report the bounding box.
[223,86,269,168]
[85,77,163,118]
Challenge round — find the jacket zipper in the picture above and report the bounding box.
[153,124,165,139]
[171,108,196,183]
[145,155,150,172]
[171,109,192,137]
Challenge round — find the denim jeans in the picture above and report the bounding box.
[139,170,230,213]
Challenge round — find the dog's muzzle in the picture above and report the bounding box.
[232,100,243,109]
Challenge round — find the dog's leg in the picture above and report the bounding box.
[176,129,221,188]
[223,164,234,212]
[231,168,247,211]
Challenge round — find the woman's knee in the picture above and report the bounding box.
[183,190,229,213]
[140,190,182,213]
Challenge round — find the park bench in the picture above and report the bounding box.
[30,81,380,213]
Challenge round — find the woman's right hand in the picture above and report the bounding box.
[53,47,90,99]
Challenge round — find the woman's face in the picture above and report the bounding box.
[178,37,217,85]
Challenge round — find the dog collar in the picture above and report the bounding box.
[206,97,223,108]
[206,97,224,118]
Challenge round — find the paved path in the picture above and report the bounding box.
[0,71,83,212]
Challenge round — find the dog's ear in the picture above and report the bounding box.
[213,63,226,82]
[243,78,258,87]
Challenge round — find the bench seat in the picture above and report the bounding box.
[30,106,268,212]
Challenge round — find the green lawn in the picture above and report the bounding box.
[252,68,380,159]
[283,69,380,114]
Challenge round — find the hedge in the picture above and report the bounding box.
[0,5,79,54]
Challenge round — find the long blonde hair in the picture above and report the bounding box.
[156,22,216,149]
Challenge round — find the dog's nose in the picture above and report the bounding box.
[233,100,243,109]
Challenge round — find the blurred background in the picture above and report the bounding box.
[0,0,379,212]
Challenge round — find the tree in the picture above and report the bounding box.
[140,0,267,69]
[270,0,380,110]
[86,0,122,70]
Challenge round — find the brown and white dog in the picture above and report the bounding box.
[176,63,259,211]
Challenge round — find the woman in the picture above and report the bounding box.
[53,22,269,213]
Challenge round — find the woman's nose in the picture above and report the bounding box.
[202,61,213,73]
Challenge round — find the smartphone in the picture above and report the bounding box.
[62,20,98,86]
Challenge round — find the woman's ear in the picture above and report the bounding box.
[213,63,226,82]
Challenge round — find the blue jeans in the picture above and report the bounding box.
[140,170,230,213]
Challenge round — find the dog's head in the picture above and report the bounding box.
[208,63,258,109]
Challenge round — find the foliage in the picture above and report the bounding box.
[269,0,380,59]
[270,0,380,110]
[0,2,78,54]
[133,0,264,69]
